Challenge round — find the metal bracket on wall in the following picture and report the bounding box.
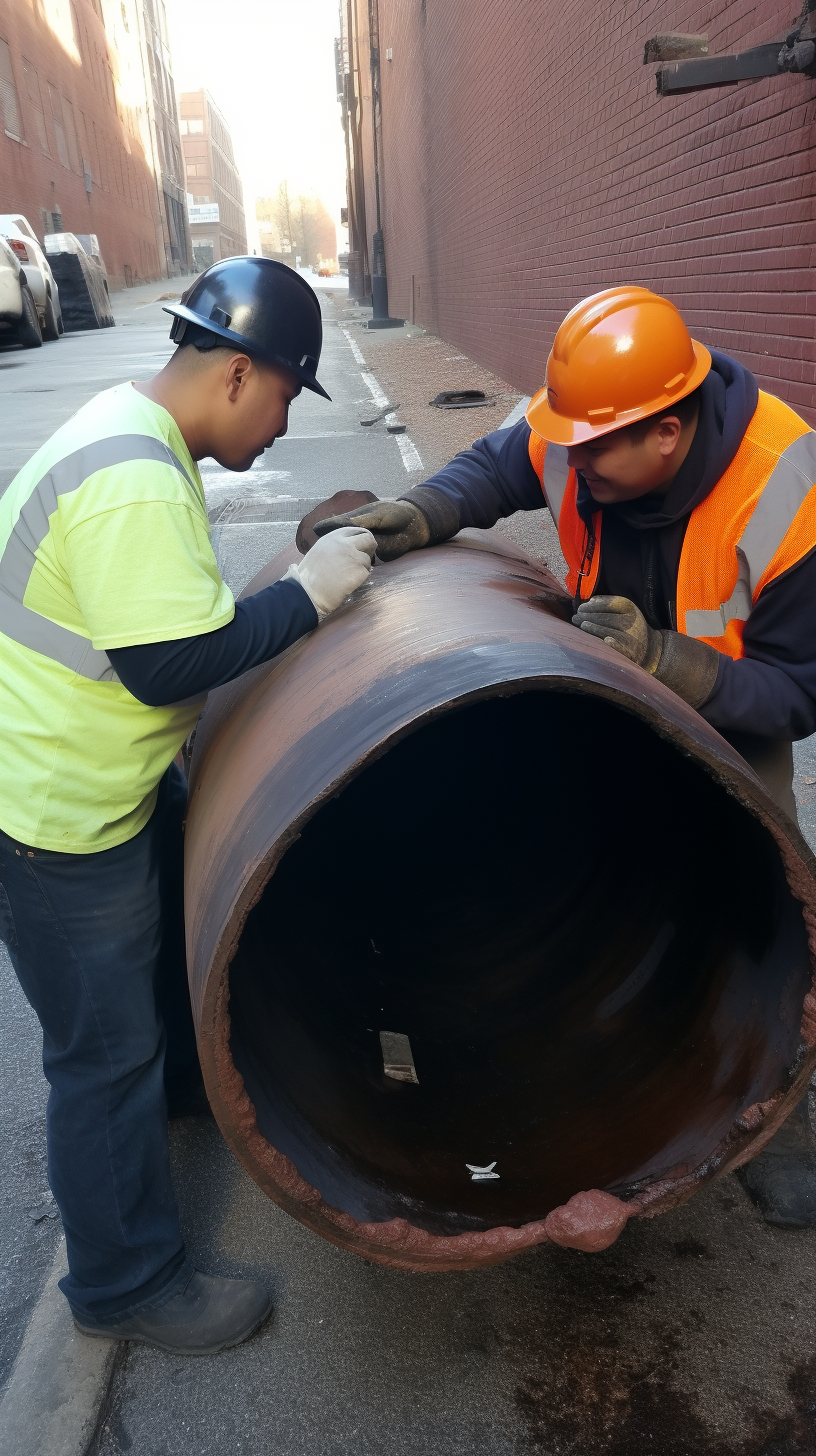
[647,11,816,95]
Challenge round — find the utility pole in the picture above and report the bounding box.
[365,0,402,326]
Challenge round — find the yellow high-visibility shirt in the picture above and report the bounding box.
[0,382,234,852]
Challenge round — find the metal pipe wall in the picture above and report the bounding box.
[185,530,816,1269]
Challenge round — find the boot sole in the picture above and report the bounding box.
[73,1296,273,1355]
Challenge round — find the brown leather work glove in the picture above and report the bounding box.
[313,486,460,562]
[573,595,721,709]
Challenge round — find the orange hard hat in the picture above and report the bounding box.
[526,286,711,446]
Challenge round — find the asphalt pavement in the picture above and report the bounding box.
[1,280,816,1455]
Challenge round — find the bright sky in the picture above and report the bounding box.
[164,0,347,252]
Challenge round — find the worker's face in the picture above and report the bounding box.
[567,415,686,504]
[209,356,302,471]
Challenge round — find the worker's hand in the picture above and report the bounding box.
[573,596,721,708]
[314,499,430,561]
[283,526,376,620]
[573,596,663,671]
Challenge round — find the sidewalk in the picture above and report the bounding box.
[323,291,567,577]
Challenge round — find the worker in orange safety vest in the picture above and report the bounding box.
[316,285,816,1228]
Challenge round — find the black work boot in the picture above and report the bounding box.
[736,1096,816,1228]
[74,1271,272,1354]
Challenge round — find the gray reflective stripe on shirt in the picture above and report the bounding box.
[541,442,570,526]
[0,434,197,681]
[686,430,816,640]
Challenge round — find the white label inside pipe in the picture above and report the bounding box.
[467,1162,500,1181]
[380,1031,419,1084]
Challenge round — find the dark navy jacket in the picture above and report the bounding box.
[416,352,816,743]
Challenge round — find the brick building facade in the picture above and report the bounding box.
[340,0,815,424]
[140,0,190,275]
[0,0,188,289]
[180,89,246,268]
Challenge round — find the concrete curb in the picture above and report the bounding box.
[0,1238,118,1456]
[497,395,531,431]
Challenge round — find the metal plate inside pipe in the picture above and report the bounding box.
[380,1031,419,1083]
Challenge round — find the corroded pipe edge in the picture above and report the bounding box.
[197,689,816,1268]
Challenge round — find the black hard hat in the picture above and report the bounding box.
[163,256,330,400]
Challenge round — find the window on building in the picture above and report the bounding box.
[21,59,49,154]
[187,118,203,133]
[69,2,83,58]
[0,38,23,141]
[92,118,107,188]
[47,84,70,167]
[62,96,81,172]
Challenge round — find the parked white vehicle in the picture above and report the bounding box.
[0,235,43,349]
[0,215,62,340]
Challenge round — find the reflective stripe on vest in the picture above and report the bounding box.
[541,442,570,525]
[528,432,601,600]
[0,435,197,681]
[684,429,816,641]
[528,392,816,658]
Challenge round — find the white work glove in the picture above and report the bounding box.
[283,526,376,621]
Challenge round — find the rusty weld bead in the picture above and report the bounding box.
[184,527,816,1272]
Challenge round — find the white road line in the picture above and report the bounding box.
[341,327,367,367]
[385,414,423,472]
[340,327,423,473]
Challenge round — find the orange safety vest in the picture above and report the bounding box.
[528,391,816,660]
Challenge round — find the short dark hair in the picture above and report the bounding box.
[623,386,701,445]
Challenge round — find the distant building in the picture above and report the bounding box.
[0,0,178,288]
[179,91,246,269]
[138,0,191,275]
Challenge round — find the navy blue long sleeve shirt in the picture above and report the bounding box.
[418,406,816,742]
[108,577,318,707]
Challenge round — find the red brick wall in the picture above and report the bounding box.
[0,0,164,289]
[374,0,815,424]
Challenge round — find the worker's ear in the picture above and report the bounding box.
[655,415,683,457]
[224,354,253,402]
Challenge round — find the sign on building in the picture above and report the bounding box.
[188,203,220,225]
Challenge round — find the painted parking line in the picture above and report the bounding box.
[340,327,423,474]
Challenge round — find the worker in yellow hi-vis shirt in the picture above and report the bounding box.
[0,259,376,1355]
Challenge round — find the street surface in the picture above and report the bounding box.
[1,281,816,1454]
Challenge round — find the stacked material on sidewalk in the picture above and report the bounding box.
[44,248,114,332]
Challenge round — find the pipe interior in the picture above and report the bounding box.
[228,691,811,1236]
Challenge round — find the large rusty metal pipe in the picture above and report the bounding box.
[185,530,816,1270]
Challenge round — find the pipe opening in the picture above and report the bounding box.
[228,691,810,1236]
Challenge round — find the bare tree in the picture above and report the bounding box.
[274,180,295,253]
[256,182,337,265]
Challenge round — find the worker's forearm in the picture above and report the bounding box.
[697,656,816,741]
[697,549,816,740]
[108,578,318,706]
[418,419,544,530]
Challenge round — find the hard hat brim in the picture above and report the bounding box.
[163,303,332,401]
[526,339,711,446]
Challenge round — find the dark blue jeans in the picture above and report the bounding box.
[0,765,199,1321]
